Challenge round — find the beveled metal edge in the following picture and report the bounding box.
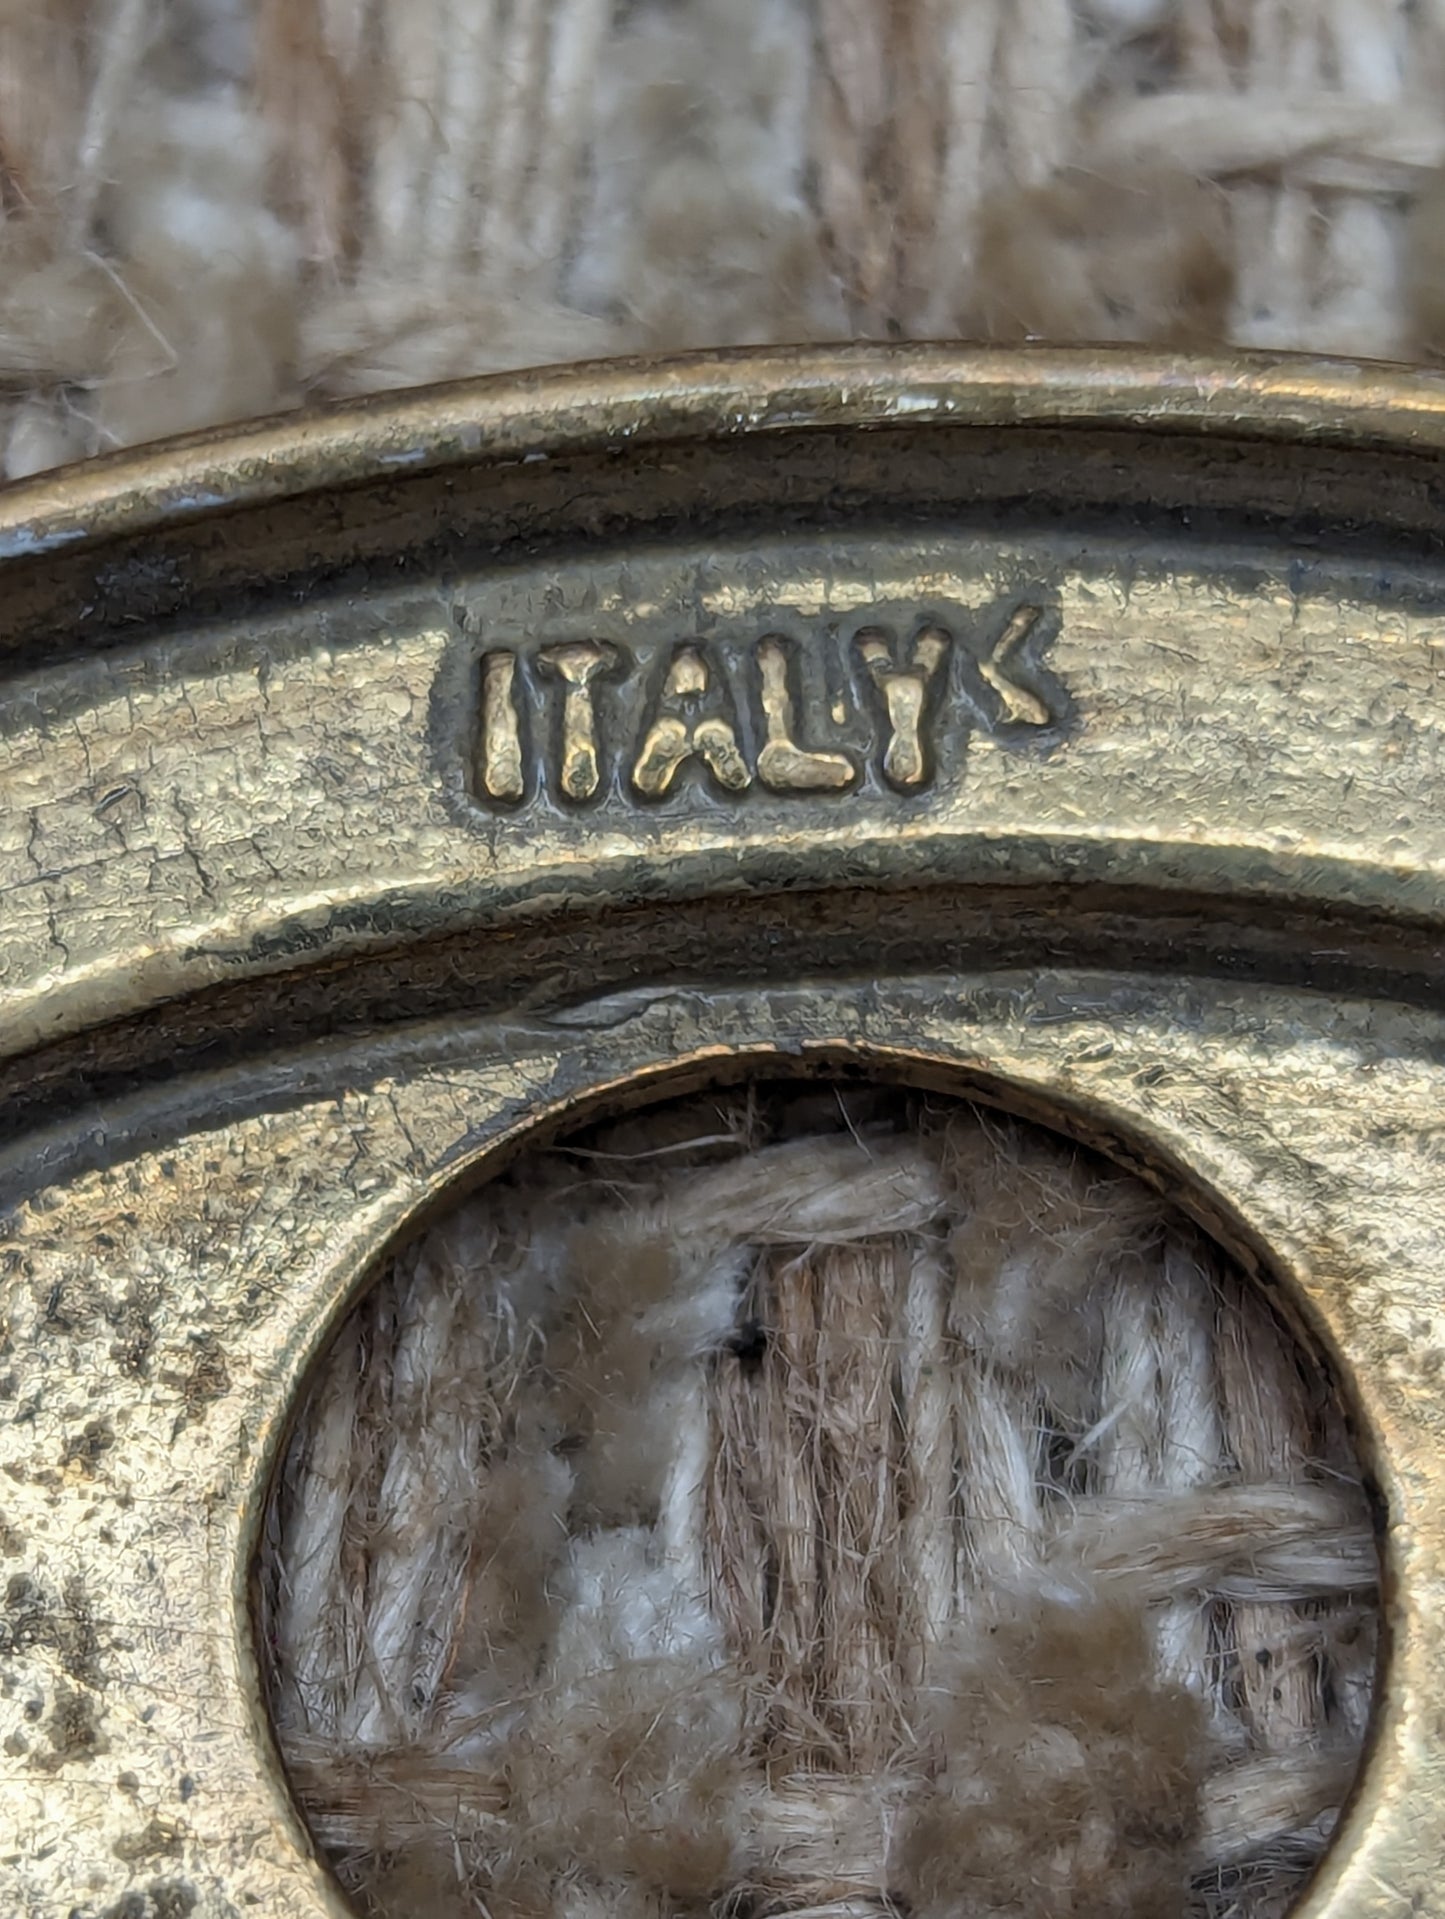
[2,344,1444,562]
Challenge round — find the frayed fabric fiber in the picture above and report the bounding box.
[259,1086,1377,1919]
[0,0,1444,476]
[3,8,1398,1914]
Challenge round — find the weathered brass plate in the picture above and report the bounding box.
[4,346,1445,1914]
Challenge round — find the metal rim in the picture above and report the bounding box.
[4,343,1445,561]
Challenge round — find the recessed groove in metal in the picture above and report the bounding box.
[1,347,1442,1915]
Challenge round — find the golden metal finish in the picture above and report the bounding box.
[3,344,1445,1914]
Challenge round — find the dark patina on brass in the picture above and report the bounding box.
[2,346,1445,1915]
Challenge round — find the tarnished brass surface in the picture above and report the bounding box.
[4,344,1445,1913]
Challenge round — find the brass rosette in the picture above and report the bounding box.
[2,346,1445,1914]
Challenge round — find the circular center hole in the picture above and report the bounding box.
[257,1078,1378,1918]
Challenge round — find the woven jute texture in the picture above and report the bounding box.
[0,0,1443,477]
[2,5,1394,1913]
[260,1086,1377,1919]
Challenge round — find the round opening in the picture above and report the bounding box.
[256,1075,1379,1919]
